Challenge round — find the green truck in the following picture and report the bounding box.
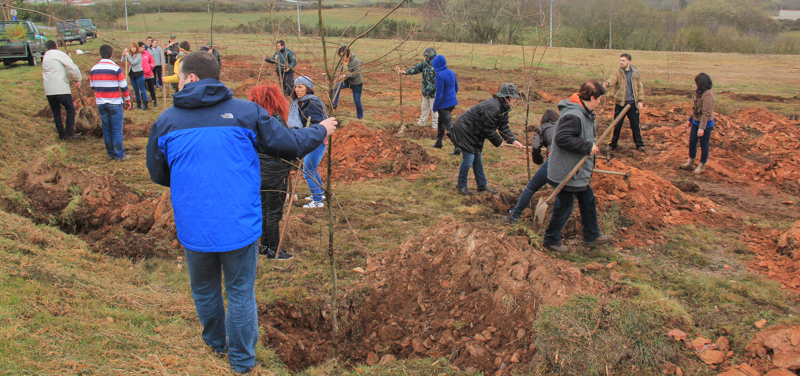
[0,20,48,67]
[77,18,97,39]
[57,20,87,45]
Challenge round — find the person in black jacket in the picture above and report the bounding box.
[450,83,525,195]
[504,108,560,224]
[543,81,614,253]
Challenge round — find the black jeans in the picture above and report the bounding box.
[543,186,602,246]
[47,94,76,140]
[153,65,163,86]
[437,106,454,142]
[280,70,295,97]
[145,77,157,103]
[609,102,643,148]
[260,155,292,250]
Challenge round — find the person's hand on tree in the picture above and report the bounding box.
[320,117,338,136]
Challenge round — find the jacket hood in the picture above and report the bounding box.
[620,64,638,75]
[558,95,591,117]
[423,47,437,60]
[431,55,447,72]
[173,78,233,109]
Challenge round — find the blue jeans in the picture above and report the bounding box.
[98,103,125,159]
[509,159,549,219]
[303,143,326,201]
[332,81,363,119]
[689,123,712,164]
[457,152,487,189]
[543,186,602,246]
[184,242,259,374]
[129,75,148,103]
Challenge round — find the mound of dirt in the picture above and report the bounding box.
[592,160,716,246]
[393,123,438,140]
[324,121,438,182]
[7,154,174,259]
[743,325,800,373]
[777,221,800,259]
[261,219,605,374]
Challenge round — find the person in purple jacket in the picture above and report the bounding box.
[430,54,460,155]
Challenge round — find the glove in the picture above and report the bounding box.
[531,148,544,165]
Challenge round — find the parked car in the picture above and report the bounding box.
[77,18,96,39]
[57,20,86,45]
[0,20,48,66]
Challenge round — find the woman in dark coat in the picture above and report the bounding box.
[450,83,525,195]
[248,84,294,260]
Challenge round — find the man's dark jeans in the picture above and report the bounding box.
[436,106,454,142]
[609,102,644,148]
[46,94,76,140]
[280,70,294,97]
[543,186,602,246]
[509,159,549,219]
[260,156,292,250]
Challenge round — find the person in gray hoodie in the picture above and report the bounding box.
[543,81,614,253]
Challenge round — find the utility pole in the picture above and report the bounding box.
[549,0,553,47]
[125,0,129,32]
[297,1,301,36]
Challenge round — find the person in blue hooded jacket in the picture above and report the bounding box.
[146,52,337,374]
[431,54,460,155]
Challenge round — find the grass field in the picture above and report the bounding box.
[2,28,800,375]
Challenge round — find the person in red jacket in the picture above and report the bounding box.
[138,42,158,108]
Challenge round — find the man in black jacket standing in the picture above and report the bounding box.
[543,82,614,252]
[263,40,297,96]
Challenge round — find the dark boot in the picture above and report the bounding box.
[135,100,141,109]
[457,186,472,196]
[153,99,158,107]
[432,139,443,148]
[143,100,148,110]
[477,185,496,194]
[450,148,462,156]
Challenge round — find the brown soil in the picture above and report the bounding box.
[6,154,176,259]
[261,219,605,374]
[741,325,800,373]
[322,121,439,183]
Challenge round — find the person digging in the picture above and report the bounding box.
[542,81,614,253]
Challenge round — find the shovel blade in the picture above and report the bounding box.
[532,197,548,232]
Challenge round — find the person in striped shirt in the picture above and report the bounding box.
[90,44,133,162]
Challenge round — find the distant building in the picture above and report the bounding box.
[776,10,800,20]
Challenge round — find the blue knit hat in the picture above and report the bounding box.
[294,76,313,89]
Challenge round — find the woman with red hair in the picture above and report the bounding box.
[248,84,293,260]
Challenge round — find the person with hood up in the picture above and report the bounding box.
[504,108,560,225]
[681,73,715,174]
[146,52,337,374]
[400,47,438,129]
[431,54,459,154]
[450,83,525,196]
[542,81,614,253]
[332,45,364,119]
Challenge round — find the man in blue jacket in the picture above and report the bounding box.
[431,54,460,155]
[146,52,337,374]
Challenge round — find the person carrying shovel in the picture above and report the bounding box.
[542,81,614,253]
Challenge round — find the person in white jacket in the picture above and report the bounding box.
[42,40,83,140]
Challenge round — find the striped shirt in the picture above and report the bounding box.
[89,59,131,105]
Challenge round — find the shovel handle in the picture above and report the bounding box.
[542,104,631,205]
[593,169,631,177]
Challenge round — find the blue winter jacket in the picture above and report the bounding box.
[431,55,458,112]
[146,78,327,252]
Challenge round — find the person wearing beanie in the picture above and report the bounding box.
[449,83,525,196]
[399,47,438,129]
[288,76,329,209]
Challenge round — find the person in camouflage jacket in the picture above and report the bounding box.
[400,47,438,129]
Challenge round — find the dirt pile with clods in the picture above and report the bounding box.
[261,219,605,374]
[6,153,176,258]
[741,222,800,293]
[592,159,717,246]
[323,121,438,182]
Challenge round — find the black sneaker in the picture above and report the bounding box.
[477,185,496,194]
[431,140,443,148]
[260,246,294,260]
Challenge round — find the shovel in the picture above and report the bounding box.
[532,104,631,232]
